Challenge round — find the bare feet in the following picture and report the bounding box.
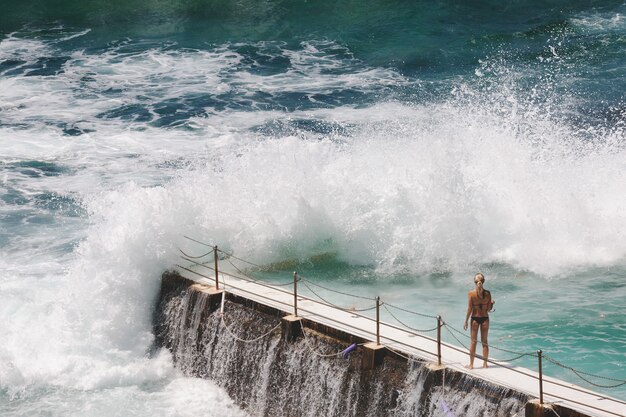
[465,364,474,369]
[483,362,488,368]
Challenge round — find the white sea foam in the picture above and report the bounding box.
[0,375,248,417]
[2,35,625,276]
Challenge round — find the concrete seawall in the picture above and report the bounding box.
[153,271,614,417]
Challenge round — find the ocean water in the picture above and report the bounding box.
[1,1,625,415]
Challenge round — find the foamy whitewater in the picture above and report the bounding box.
[1,2,625,415]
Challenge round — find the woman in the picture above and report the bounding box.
[463,273,495,369]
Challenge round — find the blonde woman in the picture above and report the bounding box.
[463,273,495,369]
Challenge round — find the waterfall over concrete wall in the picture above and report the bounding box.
[154,272,529,417]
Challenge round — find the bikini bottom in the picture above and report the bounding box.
[471,316,489,326]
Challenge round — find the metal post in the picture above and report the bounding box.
[214,245,219,290]
[376,296,380,345]
[538,349,544,405]
[437,315,442,366]
[293,271,298,317]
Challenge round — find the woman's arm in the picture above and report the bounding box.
[487,290,495,312]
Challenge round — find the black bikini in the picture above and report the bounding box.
[471,290,491,326]
[471,316,489,325]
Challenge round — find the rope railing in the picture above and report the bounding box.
[179,247,215,259]
[180,244,625,389]
[299,320,345,358]
[220,314,282,343]
[385,345,431,363]
[183,235,215,247]
[300,280,378,313]
[175,238,626,413]
[226,257,296,287]
[439,320,626,413]
[383,304,440,333]
[181,255,532,371]
[180,244,486,352]
[217,248,265,269]
[543,354,626,389]
[442,322,538,360]
[297,274,377,301]
[178,258,382,333]
[440,323,548,384]
[384,302,438,320]
[175,263,296,312]
[178,256,295,297]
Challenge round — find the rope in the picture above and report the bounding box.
[269,276,301,287]
[179,247,214,259]
[225,258,296,287]
[298,275,376,301]
[383,304,439,333]
[543,354,626,389]
[384,302,438,320]
[492,352,538,363]
[217,248,264,269]
[220,314,281,343]
[300,280,377,313]
[384,345,431,363]
[443,323,537,361]
[227,258,248,277]
[183,235,215,247]
[299,320,343,358]
[179,256,215,272]
[444,324,470,351]
[549,405,563,417]
[385,345,415,361]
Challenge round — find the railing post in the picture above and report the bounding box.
[376,296,380,345]
[437,315,442,366]
[538,349,544,405]
[214,245,219,290]
[293,271,298,317]
[282,271,302,342]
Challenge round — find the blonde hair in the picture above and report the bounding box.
[474,273,485,283]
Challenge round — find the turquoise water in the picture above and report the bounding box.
[1,1,625,415]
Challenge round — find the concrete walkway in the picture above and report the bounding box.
[174,262,625,417]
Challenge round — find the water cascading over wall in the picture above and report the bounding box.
[153,272,529,417]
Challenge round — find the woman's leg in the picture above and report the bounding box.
[466,320,479,369]
[480,319,490,368]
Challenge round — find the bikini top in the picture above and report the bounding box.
[472,290,491,309]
